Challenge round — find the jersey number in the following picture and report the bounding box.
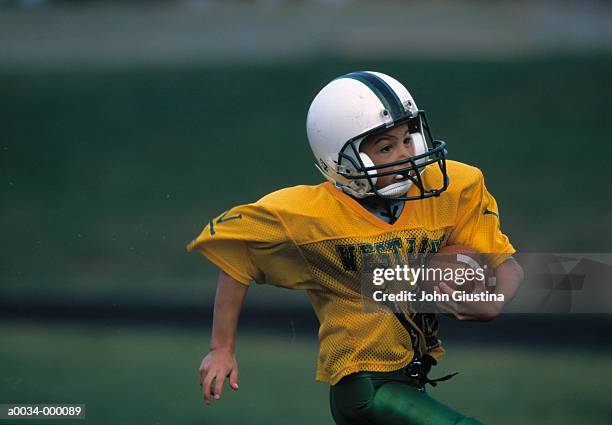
[208,210,243,236]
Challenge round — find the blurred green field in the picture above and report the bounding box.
[1,321,610,425]
[2,57,611,424]
[1,55,611,307]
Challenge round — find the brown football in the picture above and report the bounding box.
[423,244,486,294]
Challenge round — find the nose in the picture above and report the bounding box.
[397,142,414,160]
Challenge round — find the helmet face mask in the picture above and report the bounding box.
[307,71,449,202]
[338,113,449,201]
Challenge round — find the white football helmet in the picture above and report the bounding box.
[306,71,449,201]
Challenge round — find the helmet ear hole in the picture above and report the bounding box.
[359,153,377,185]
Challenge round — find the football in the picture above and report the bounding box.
[424,244,486,294]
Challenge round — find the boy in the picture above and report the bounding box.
[188,71,524,424]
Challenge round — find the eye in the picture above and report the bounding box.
[380,145,392,153]
[403,137,412,145]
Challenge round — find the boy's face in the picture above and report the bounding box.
[359,123,416,190]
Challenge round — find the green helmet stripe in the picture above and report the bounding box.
[341,72,405,121]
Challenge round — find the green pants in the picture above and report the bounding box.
[329,372,485,425]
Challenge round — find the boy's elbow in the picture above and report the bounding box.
[499,256,524,284]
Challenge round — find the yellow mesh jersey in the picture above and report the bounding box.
[187,160,515,384]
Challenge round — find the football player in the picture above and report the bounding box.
[188,71,524,424]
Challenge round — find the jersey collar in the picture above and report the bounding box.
[323,182,417,230]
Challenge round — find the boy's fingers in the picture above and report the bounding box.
[437,301,469,320]
[229,368,239,390]
[436,301,453,314]
[438,282,452,294]
[213,371,225,400]
[202,370,216,405]
[436,300,462,318]
[199,363,210,387]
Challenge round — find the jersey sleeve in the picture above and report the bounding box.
[186,202,312,289]
[448,170,515,268]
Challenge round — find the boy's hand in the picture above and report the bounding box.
[199,347,239,405]
[435,257,523,321]
[435,279,502,321]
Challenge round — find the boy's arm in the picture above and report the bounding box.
[491,256,524,306]
[438,256,524,321]
[199,270,249,405]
